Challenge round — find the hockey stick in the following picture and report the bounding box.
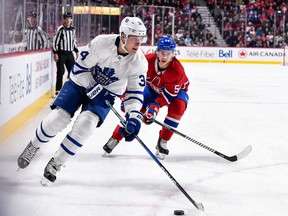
[106,101,204,211]
[152,119,252,162]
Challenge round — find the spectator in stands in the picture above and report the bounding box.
[223,20,233,39]
[236,39,245,47]
[197,38,204,46]
[256,26,264,36]
[213,5,223,27]
[246,22,255,35]
[275,33,283,48]
[259,10,269,23]
[263,24,272,36]
[267,5,275,17]
[175,28,184,42]
[227,31,239,47]
[198,20,206,32]
[254,36,263,48]
[260,32,268,47]
[250,10,261,24]
[198,31,205,44]
[190,30,198,45]
[191,8,202,25]
[184,34,192,46]
[266,31,274,47]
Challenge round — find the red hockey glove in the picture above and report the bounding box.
[144,102,160,125]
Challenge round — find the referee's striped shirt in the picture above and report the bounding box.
[53,25,79,53]
[24,25,48,51]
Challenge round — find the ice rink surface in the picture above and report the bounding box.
[1,63,288,216]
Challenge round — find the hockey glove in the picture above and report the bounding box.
[144,102,160,125]
[86,83,115,107]
[120,101,125,113]
[119,111,143,142]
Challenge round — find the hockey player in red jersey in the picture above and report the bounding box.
[103,36,189,160]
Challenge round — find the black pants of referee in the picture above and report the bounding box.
[55,51,75,93]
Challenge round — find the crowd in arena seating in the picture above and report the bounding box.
[116,0,288,48]
[3,0,288,50]
[115,0,217,46]
[208,0,288,47]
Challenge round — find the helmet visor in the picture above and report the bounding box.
[127,35,147,44]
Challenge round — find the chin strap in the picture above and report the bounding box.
[120,37,129,54]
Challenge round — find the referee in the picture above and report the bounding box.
[53,12,79,95]
[23,11,48,51]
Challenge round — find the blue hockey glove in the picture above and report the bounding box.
[119,111,143,142]
[86,83,115,107]
[144,102,160,125]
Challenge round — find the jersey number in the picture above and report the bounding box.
[80,51,89,61]
[175,84,180,93]
[139,75,146,87]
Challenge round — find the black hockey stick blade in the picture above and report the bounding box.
[153,119,252,162]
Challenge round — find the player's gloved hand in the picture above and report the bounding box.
[86,83,115,107]
[144,102,160,125]
[119,111,143,142]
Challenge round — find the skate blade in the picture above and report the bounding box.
[155,151,165,160]
[40,178,51,187]
[102,151,110,157]
[17,167,21,172]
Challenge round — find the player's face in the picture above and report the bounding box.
[157,50,174,68]
[125,35,145,54]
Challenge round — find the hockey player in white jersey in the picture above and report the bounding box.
[17,16,148,184]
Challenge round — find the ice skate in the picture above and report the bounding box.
[155,137,169,160]
[17,141,39,169]
[103,136,120,154]
[41,157,62,185]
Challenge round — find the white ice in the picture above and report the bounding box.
[1,63,288,216]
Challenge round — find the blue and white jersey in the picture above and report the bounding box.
[70,34,148,114]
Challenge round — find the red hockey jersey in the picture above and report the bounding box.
[145,53,189,107]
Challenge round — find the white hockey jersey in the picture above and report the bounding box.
[70,34,148,113]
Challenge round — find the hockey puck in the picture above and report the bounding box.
[174,210,185,215]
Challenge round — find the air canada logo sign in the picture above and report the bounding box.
[238,50,247,58]
[238,49,283,58]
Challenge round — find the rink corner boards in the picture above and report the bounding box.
[0,91,52,144]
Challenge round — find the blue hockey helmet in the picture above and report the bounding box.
[157,36,176,51]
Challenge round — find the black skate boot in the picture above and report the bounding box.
[103,136,120,154]
[41,158,62,185]
[155,137,169,160]
[17,141,39,169]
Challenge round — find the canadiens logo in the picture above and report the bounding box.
[238,50,247,58]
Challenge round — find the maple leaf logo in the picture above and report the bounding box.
[93,64,119,86]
